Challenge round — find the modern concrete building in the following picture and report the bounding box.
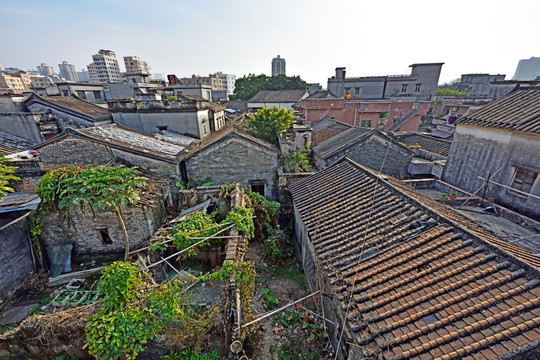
[87,63,98,83]
[448,73,505,96]
[271,55,286,76]
[214,72,236,95]
[513,56,540,81]
[89,49,122,83]
[123,56,150,74]
[56,82,109,104]
[0,74,25,90]
[327,63,444,100]
[77,69,90,83]
[36,63,55,76]
[58,61,79,82]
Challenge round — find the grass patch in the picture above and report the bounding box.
[272,264,306,291]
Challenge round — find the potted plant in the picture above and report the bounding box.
[449,191,458,200]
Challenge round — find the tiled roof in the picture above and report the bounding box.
[392,133,451,157]
[25,94,112,122]
[289,158,540,359]
[73,124,187,161]
[305,90,338,99]
[312,117,352,145]
[457,87,540,134]
[223,100,249,112]
[249,89,308,103]
[0,131,35,154]
[312,127,373,159]
[183,122,276,159]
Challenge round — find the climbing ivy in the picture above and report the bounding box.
[224,206,254,242]
[86,262,216,360]
[0,154,19,200]
[36,165,147,260]
[171,212,222,257]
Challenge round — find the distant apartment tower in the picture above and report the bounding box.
[512,57,540,80]
[124,56,150,74]
[272,55,286,76]
[214,72,236,95]
[77,69,90,83]
[58,61,79,82]
[89,49,121,83]
[87,63,99,83]
[37,63,55,76]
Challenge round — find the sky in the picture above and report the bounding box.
[2,0,539,86]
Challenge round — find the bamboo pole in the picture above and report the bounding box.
[234,290,320,331]
[147,224,235,269]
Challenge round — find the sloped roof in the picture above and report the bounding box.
[183,123,276,159]
[457,86,540,134]
[249,89,308,103]
[392,132,451,157]
[305,90,338,99]
[35,124,187,162]
[312,116,352,145]
[24,94,112,122]
[312,127,373,159]
[223,99,249,112]
[0,131,35,154]
[289,157,540,359]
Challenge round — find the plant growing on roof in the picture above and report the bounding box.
[0,153,20,201]
[35,165,147,261]
[283,145,311,173]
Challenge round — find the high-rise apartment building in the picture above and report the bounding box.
[215,72,237,95]
[124,56,150,74]
[89,49,121,83]
[77,69,90,83]
[58,61,79,82]
[87,63,99,83]
[272,55,286,76]
[512,57,540,80]
[37,63,56,76]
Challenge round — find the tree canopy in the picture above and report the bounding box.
[231,74,308,100]
[247,107,295,143]
[0,154,19,201]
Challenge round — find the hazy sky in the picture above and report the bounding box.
[2,0,539,86]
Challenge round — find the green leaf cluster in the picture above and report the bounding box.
[247,107,295,143]
[231,74,308,100]
[171,212,222,256]
[0,154,20,201]
[283,145,311,173]
[224,206,254,241]
[36,165,147,213]
[435,87,471,96]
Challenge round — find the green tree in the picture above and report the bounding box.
[36,165,147,260]
[247,107,295,143]
[231,74,308,100]
[435,87,471,96]
[0,154,19,201]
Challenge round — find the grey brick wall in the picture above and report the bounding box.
[0,215,34,304]
[185,136,278,200]
[38,136,179,179]
[40,192,167,258]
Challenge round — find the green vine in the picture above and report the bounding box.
[27,210,42,248]
[224,206,254,242]
[86,262,216,359]
[170,212,222,256]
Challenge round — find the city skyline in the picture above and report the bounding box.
[2,0,539,86]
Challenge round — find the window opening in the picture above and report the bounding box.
[99,229,113,244]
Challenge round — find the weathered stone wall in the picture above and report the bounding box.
[37,136,179,179]
[40,192,167,258]
[10,159,45,192]
[0,113,44,143]
[185,136,278,200]
[442,126,540,219]
[0,214,35,305]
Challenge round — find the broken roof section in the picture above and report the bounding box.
[392,132,452,157]
[24,93,112,124]
[289,157,540,359]
[36,123,193,162]
[0,131,35,154]
[0,191,40,214]
[457,86,540,133]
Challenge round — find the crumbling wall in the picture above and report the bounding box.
[40,194,167,258]
[0,305,93,359]
[0,215,35,305]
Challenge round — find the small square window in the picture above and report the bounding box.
[361,120,372,128]
[250,183,265,196]
[510,167,538,195]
